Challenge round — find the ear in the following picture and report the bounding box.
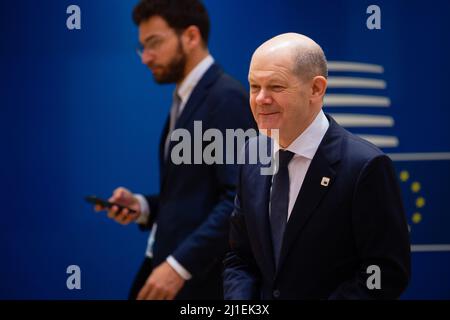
[181,25,202,51]
[310,76,327,103]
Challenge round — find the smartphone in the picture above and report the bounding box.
[85,195,137,214]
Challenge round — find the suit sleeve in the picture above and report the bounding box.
[136,194,159,231]
[329,155,411,299]
[223,166,262,299]
[171,86,257,278]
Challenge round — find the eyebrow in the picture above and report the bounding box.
[248,76,287,84]
[267,78,287,84]
[140,34,159,45]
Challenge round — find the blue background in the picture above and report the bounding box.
[1,0,449,299]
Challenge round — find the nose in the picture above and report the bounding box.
[141,50,155,65]
[255,88,272,105]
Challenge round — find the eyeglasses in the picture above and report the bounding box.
[136,32,172,58]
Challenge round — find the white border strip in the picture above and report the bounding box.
[327,61,384,74]
[411,244,450,252]
[358,135,399,148]
[330,114,394,127]
[388,152,450,161]
[328,77,386,89]
[324,94,391,107]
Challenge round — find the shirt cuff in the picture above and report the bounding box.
[134,194,150,225]
[166,255,192,280]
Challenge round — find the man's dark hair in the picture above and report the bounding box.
[133,0,210,46]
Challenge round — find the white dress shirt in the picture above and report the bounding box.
[272,110,329,220]
[134,55,215,280]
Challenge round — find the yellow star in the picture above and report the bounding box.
[411,182,421,193]
[416,197,426,208]
[400,170,409,182]
[412,212,422,224]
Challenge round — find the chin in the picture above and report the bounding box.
[257,120,279,131]
[257,125,280,138]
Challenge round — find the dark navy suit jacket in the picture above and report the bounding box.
[141,63,256,299]
[223,115,411,299]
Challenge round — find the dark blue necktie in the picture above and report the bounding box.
[270,150,294,268]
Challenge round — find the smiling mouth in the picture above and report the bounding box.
[259,112,280,116]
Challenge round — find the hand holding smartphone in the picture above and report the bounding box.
[85,195,137,214]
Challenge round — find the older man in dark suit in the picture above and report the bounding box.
[223,33,410,299]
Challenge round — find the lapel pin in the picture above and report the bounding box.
[321,177,330,187]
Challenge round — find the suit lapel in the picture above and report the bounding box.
[172,64,222,133]
[161,64,223,188]
[277,117,342,273]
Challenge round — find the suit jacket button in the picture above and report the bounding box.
[273,289,281,298]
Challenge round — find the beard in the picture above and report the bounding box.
[152,38,187,84]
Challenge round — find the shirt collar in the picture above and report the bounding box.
[275,110,329,160]
[176,55,214,105]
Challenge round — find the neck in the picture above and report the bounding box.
[278,108,321,148]
[177,48,209,86]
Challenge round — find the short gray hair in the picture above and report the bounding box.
[292,45,328,81]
